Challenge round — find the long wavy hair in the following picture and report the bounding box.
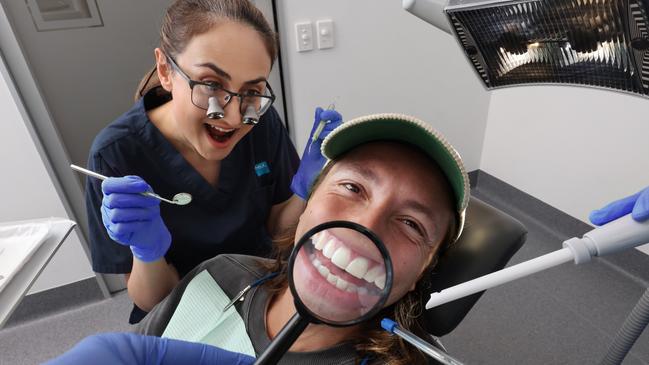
[134,0,278,100]
[260,157,458,365]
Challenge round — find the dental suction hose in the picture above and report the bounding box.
[381,318,464,365]
[426,214,649,309]
[600,288,649,365]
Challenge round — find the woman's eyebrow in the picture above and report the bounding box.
[195,62,267,84]
[195,62,230,80]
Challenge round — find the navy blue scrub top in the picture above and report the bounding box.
[85,87,299,322]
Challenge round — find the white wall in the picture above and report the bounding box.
[275,0,491,171]
[1,0,171,168]
[481,86,649,254]
[0,59,94,294]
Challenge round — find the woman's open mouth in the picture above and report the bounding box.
[204,123,236,143]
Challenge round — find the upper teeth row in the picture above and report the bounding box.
[311,230,386,290]
[311,256,369,294]
[207,124,234,132]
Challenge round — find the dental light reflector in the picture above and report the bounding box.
[405,0,649,97]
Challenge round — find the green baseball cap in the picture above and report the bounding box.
[321,113,470,241]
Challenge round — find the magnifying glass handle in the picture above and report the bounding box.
[254,313,309,365]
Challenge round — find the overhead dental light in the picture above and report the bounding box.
[403,0,649,98]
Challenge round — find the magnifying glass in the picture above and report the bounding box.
[254,220,393,365]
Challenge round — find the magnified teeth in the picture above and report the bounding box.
[327,273,338,285]
[322,239,336,258]
[336,277,349,290]
[313,232,326,250]
[317,265,330,277]
[374,274,386,290]
[346,257,369,279]
[363,265,383,283]
[331,246,351,270]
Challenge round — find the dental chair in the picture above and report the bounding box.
[421,196,527,348]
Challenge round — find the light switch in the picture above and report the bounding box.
[316,19,335,49]
[295,22,314,52]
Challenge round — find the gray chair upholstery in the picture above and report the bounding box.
[422,196,528,336]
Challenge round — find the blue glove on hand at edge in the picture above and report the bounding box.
[101,176,171,262]
[44,332,255,365]
[589,186,649,226]
[290,106,343,199]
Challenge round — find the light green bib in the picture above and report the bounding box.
[162,270,256,357]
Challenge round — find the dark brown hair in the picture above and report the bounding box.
[135,0,278,100]
[261,152,458,365]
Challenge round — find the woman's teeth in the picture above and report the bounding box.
[205,123,235,142]
[206,124,234,133]
[311,231,386,290]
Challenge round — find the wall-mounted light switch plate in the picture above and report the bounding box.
[295,21,314,52]
[316,19,334,49]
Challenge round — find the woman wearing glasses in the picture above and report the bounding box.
[84,0,341,324]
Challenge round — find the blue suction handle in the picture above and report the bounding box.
[381,318,398,333]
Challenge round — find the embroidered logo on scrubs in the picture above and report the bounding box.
[254,161,270,176]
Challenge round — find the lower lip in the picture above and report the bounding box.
[292,248,381,322]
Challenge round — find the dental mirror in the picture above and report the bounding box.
[70,164,192,206]
[254,220,393,365]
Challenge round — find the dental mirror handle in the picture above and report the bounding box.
[70,164,176,205]
[254,312,308,365]
[426,214,649,309]
[381,318,464,365]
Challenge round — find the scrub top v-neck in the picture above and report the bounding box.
[84,87,299,322]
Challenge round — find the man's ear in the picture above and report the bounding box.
[154,48,173,92]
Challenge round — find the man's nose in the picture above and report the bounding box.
[354,207,387,241]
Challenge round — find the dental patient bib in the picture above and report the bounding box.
[137,255,361,364]
[162,270,255,356]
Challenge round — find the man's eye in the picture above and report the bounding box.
[342,183,360,194]
[401,218,424,236]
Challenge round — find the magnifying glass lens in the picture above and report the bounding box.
[292,227,387,324]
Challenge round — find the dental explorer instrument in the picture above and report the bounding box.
[70,164,192,206]
[222,272,278,312]
[425,213,649,309]
[381,318,464,365]
[308,102,337,154]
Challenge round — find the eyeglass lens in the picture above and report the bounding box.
[191,84,272,116]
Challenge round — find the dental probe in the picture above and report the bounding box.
[381,318,464,365]
[426,214,649,309]
[222,272,278,312]
[70,164,192,206]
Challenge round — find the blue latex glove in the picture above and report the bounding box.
[589,186,649,226]
[101,176,171,262]
[290,106,343,199]
[44,332,255,365]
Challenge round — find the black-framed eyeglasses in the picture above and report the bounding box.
[167,55,275,124]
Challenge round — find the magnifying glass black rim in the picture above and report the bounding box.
[287,220,394,327]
